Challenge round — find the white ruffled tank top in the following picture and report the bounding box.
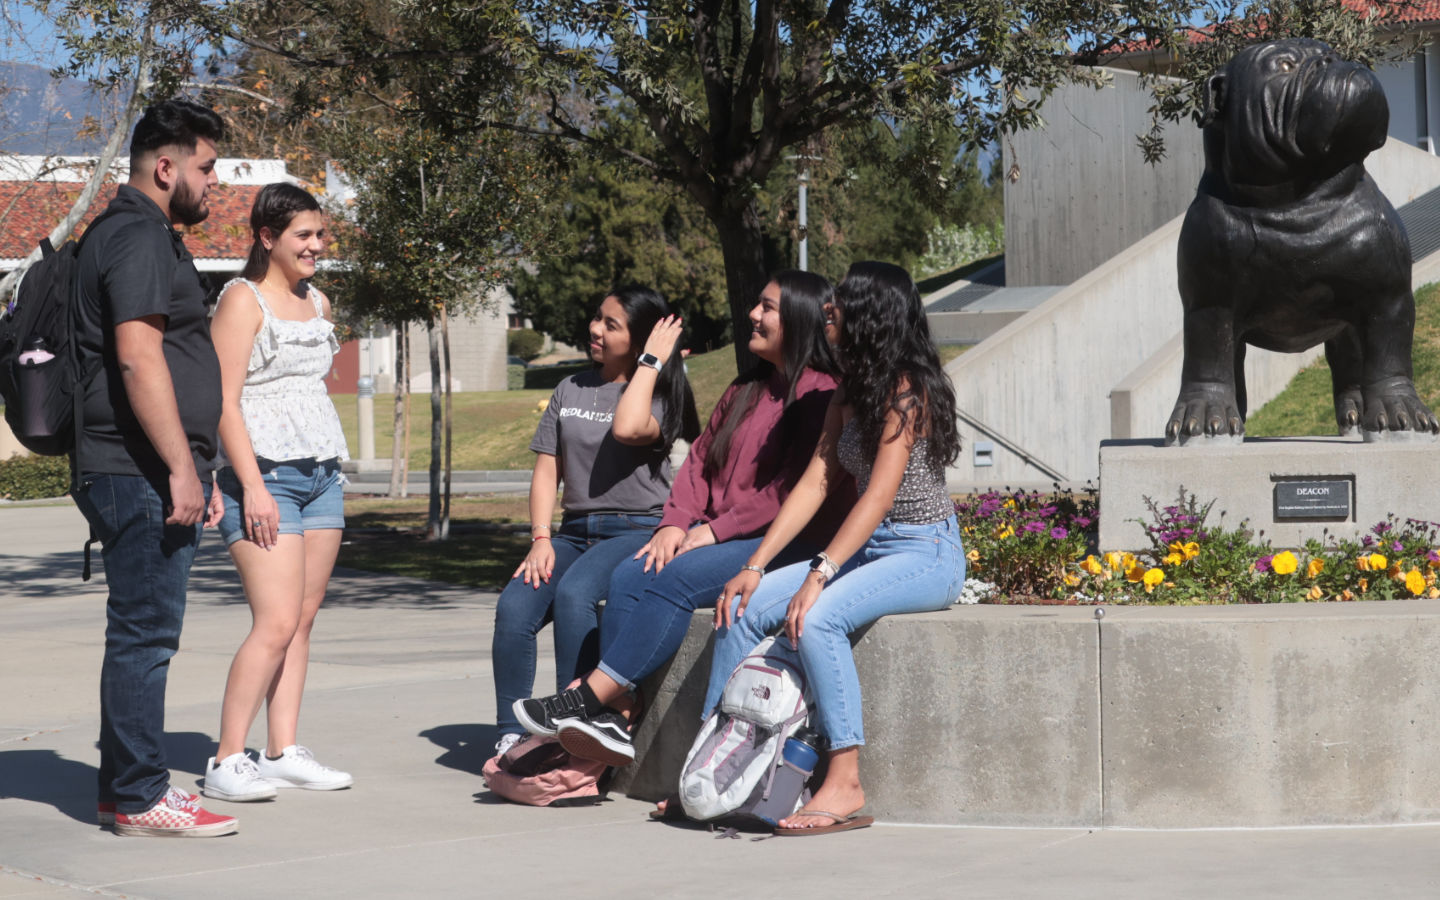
[217,278,350,466]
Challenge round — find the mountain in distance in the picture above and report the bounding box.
[0,61,116,156]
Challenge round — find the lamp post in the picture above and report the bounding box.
[786,154,820,271]
[356,375,375,461]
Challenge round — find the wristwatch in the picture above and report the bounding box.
[637,352,663,371]
[810,552,838,583]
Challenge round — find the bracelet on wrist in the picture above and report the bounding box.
[531,534,551,543]
[741,564,765,576]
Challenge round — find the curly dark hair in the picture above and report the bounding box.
[834,261,959,469]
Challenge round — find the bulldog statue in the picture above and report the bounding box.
[1167,37,1439,443]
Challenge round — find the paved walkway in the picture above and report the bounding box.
[2,503,1439,899]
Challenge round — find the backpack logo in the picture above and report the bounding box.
[751,685,771,701]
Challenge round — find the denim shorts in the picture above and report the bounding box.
[217,457,345,546]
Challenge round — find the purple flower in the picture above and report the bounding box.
[1361,535,1375,547]
[1037,505,1058,517]
[1254,555,1273,573]
[1050,526,1069,540]
[1072,516,1092,528]
[1373,522,1392,535]
[1022,520,1048,534]
[1393,540,1404,553]
[1428,550,1440,565]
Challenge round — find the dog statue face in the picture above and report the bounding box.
[1167,38,1439,444]
[1202,38,1388,191]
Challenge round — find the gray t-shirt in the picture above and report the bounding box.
[530,369,671,517]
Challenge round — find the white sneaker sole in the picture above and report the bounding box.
[201,782,277,802]
[113,819,239,837]
[261,774,353,791]
[557,722,634,768]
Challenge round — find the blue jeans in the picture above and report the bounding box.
[492,513,659,735]
[704,517,965,750]
[595,537,815,690]
[73,473,207,813]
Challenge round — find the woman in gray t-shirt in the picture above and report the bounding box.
[492,286,698,756]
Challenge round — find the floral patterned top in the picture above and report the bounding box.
[217,278,349,466]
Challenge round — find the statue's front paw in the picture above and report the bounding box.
[1165,388,1243,445]
[1334,388,1362,435]
[1362,378,1440,434]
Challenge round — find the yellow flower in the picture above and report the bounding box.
[1369,553,1388,571]
[1164,552,1184,566]
[1306,558,1324,579]
[1182,541,1200,560]
[1389,564,1403,580]
[536,398,550,413]
[1003,498,1016,509]
[1126,563,1147,584]
[1306,585,1324,601]
[995,524,1014,540]
[1121,552,1138,572]
[1142,568,1164,592]
[1406,569,1426,596]
[1104,551,1124,572]
[1082,555,1103,576]
[1341,589,1355,601]
[1271,551,1298,575]
[1358,577,1369,594]
[1430,587,1440,599]
[1063,573,1081,587]
[1356,555,1370,572]
[967,549,980,563]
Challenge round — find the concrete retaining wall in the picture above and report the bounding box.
[612,601,1440,828]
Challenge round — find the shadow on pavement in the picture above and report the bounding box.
[0,544,480,610]
[420,723,496,776]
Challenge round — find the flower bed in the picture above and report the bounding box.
[955,487,1440,605]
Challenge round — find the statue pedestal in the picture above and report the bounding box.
[1099,435,1440,550]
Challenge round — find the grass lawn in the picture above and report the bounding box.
[338,496,535,590]
[1246,283,1440,435]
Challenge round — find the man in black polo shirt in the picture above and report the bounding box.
[72,99,237,837]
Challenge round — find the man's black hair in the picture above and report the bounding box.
[129,99,225,167]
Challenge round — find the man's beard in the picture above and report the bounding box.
[171,178,209,226]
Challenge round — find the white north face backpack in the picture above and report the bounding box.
[679,636,812,824]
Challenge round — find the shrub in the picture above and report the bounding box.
[507,328,545,362]
[955,486,1097,601]
[0,453,70,500]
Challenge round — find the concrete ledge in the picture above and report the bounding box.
[612,600,1440,828]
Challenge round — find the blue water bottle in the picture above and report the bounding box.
[751,726,822,826]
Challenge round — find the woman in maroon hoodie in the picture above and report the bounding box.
[513,269,854,765]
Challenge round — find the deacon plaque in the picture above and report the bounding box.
[1273,479,1351,521]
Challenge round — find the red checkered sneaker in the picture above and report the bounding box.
[112,786,237,837]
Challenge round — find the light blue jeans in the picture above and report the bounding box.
[703,516,965,750]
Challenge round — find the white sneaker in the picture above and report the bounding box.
[494,732,524,757]
[202,752,279,802]
[256,745,353,791]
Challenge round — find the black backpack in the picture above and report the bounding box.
[0,209,121,457]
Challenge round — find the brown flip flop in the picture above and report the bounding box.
[648,795,686,821]
[773,809,874,836]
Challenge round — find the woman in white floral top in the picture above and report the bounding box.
[201,183,354,803]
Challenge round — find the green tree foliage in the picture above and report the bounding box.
[512,102,731,354]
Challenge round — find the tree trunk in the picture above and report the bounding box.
[715,199,770,373]
[440,303,453,541]
[426,318,443,540]
[388,324,408,497]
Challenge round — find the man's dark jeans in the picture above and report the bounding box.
[73,473,205,814]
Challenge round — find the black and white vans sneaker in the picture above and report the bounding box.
[513,687,588,736]
[557,709,635,767]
